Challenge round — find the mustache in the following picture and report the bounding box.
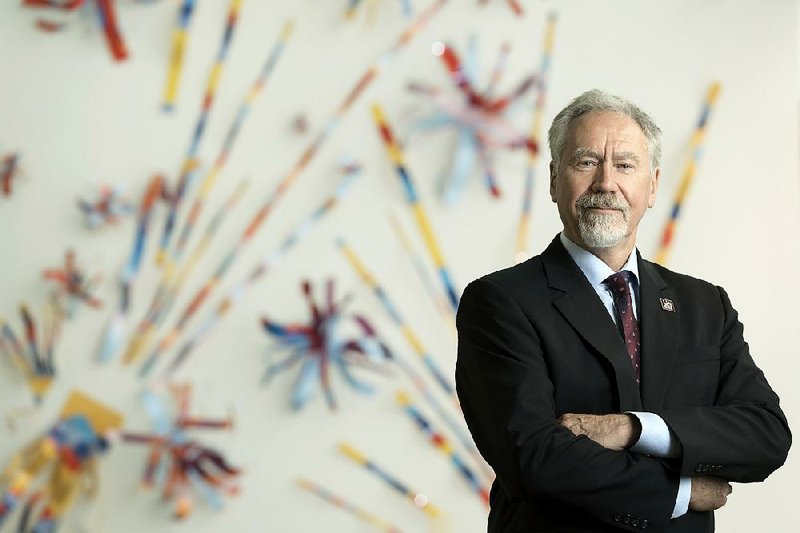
[576,193,630,212]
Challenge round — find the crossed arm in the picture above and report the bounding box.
[557,412,732,512]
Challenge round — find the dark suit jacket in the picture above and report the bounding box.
[455,236,791,533]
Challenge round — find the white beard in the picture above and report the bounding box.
[577,209,628,248]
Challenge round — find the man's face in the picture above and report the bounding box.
[549,110,660,250]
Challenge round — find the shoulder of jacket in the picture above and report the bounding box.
[470,255,545,289]
[643,259,721,296]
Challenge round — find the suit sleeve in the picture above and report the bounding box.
[658,286,791,481]
[456,277,680,531]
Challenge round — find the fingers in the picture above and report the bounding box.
[557,413,577,424]
[721,483,733,508]
[689,477,729,512]
[558,414,586,436]
[558,413,576,428]
[709,478,732,496]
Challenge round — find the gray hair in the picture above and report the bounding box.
[548,89,662,170]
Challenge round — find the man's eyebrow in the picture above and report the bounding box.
[612,151,641,163]
[568,148,602,162]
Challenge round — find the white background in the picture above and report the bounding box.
[0,0,797,532]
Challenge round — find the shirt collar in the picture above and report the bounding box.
[559,232,639,288]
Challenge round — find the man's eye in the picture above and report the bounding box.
[577,160,596,168]
[617,163,634,170]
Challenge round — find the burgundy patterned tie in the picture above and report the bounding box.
[603,271,640,383]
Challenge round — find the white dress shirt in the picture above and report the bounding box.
[559,232,691,518]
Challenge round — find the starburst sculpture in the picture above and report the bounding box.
[261,279,392,411]
[77,185,134,229]
[42,249,102,317]
[407,37,538,204]
[121,383,241,520]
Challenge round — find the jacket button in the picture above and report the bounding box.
[632,519,640,527]
[695,464,703,473]
[613,514,622,522]
[623,514,631,524]
[641,519,649,530]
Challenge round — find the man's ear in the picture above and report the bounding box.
[647,166,660,208]
[549,161,558,203]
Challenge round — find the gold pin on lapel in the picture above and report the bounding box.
[660,298,675,312]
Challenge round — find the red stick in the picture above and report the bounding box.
[96,0,128,61]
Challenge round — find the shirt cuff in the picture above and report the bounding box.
[627,411,681,458]
[672,476,692,518]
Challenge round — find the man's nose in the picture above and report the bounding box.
[591,161,617,192]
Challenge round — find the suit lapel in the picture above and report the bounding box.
[638,255,680,410]
[541,237,642,411]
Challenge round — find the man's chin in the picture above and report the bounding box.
[578,227,627,249]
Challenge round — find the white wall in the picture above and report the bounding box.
[0,1,797,532]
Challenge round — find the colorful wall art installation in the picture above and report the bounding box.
[1,1,784,532]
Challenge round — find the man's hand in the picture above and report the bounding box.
[689,477,732,512]
[558,413,641,450]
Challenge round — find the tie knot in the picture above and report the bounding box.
[604,271,632,296]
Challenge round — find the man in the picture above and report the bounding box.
[455,90,791,532]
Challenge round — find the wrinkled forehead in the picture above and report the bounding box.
[563,110,649,159]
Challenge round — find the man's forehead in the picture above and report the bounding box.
[565,111,649,151]
[568,111,646,140]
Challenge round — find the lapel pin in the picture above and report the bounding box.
[660,298,675,312]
